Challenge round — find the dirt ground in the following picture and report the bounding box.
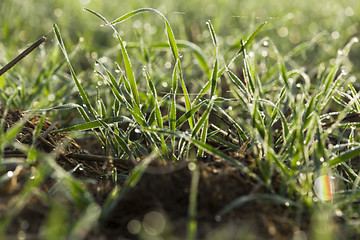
[0,107,308,239]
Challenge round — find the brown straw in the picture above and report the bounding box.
[0,36,46,76]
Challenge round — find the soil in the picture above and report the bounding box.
[0,107,308,239]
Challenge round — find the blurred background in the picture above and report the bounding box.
[0,0,359,113]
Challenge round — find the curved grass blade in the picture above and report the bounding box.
[191,97,215,138]
[329,146,360,166]
[187,161,200,240]
[169,60,179,152]
[144,68,167,153]
[53,116,133,133]
[150,41,210,77]
[53,24,96,119]
[84,8,140,106]
[24,103,83,113]
[109,8,179,60]
[176,100,207,128]
[237,21,267,56]
[213,105,248,142]
[106,8,195,130]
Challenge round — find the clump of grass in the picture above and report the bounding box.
[49,7,360,238]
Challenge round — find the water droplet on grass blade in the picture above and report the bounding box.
[341,68,348,75]
[313,175,334,201]
[7,171,14,177]
[215,215,222,222]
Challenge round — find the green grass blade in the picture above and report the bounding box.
[53,116,133,133]
[25,103,83,113]
[210,59,218,98]
[206,20,217,47]
[109,8,179,60]
[226,69,249,97]
[237,21,267,55]
[329,146,360,166]
[68,203,100,240]
[187,162,200,240]
[178,67,193,130]
[176,101,206,128]
[169,61,179,152]
[85,8,140,106]
[53,24,96,119]
[191,97,215,138]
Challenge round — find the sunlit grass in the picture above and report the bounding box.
[0,0,360,239]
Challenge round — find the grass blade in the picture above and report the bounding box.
[53,24,96,119]
[53,116,133,133]
[329,146,360,166]
[85,8,140,106]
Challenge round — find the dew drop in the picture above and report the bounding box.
[331,31,340,40]
[341,68,348,75]
[188,162,196,171]
[7,171,14,177]
[313,175,334,201]
[335,209,343,217]
[164,62,171,69]
[215,215,222,222]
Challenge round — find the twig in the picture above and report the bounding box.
[0,36,46,76]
